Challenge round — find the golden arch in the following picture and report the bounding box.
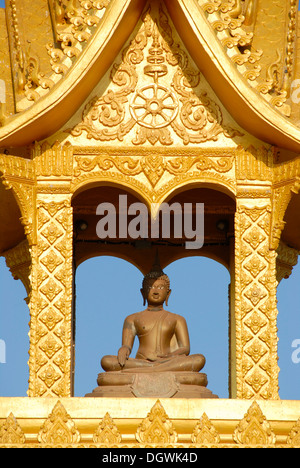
[71,178,152,210]
[162,179,236,205]
[71,176,235,273]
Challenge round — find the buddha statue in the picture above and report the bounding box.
[86,257,218,398]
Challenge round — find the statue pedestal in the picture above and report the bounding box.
[85,371,218,398]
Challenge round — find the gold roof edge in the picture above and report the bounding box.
[0,0,147,147]
[164,0,300,153]
[1,0,300,152]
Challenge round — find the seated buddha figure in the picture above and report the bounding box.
[86,258,218,398]
[101,261,206,375]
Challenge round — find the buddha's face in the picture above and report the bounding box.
[143,278,170,306]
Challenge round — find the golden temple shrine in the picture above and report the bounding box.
[0,0,300,447]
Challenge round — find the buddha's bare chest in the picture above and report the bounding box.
[134,312,176,337]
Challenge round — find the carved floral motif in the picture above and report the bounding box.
[69,4,242,145]
[28,198,73,397]
[0,413,26,445]
[37,401,80,444]
[3,240,31,298]
[191,413,220,444]
[287,417,300,447]
[93,413,122,444]
[0,154,35,244]
[0,399,298,447]
[276,241,299,282]
[74,152,235,188]
[136,400,177,444]
[234,204,279,399]
[5,0,111,110]
[233,401,276,445]
[200,0,293,114]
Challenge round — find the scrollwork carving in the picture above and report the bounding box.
[37,401,80,445]
[1,399,299,447]
[74,152,234,188]
[93,413,122,444]
[233,401,276,445]
[0,413,26,445]
[69,4,242,145]
[287,417,300,447]
[191,413,220,444]
[3,240,31,298]
[136,400,177,445]
[276,241,299,283]
[0,154,35,244]
[200,0,291,113]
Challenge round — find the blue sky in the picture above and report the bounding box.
[0,251,300,399]
[0,0,299,400]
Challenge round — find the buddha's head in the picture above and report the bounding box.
[141,255,171,306]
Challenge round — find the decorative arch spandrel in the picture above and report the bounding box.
[71,146,238,206]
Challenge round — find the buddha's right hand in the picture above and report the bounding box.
[118,345,130,367]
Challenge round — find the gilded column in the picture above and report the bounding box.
[28,142,74,397]
[233,146,279,399]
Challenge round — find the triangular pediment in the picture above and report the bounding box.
[56,1,248,149]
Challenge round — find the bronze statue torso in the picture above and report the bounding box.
[131,309,177,361]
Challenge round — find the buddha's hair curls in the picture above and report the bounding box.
[142,254,170,291]
[142,271,170,291]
